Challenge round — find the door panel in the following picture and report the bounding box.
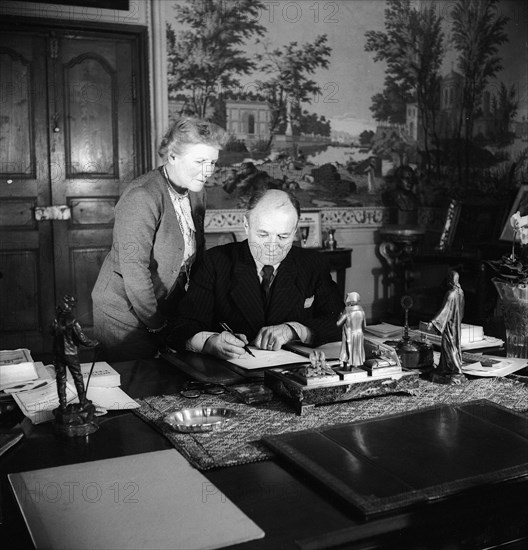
[0,32,55,351]
[51,32,137,331]
[0,22,148,353]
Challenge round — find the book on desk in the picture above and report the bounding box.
[8,449,265,549]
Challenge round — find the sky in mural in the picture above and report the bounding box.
[168,0,527,138]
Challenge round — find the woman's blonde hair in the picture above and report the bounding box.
[158,117,228,159]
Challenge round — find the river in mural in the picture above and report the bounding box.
[207,145,386,210]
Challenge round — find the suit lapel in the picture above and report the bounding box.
[267,250,303,324]
[188,190,205,253]
[157,170,184,252]
[229,242,266,332]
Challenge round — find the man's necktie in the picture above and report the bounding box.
[261,265,274,303]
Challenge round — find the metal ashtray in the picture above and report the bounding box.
[164,407,237,433]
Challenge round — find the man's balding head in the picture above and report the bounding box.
[244,189,300,265]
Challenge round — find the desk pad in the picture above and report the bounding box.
[134,376,528,471]
[263,400,528,518]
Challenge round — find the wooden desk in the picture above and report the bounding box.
[1,358,528,550]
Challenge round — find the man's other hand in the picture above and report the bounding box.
[253,324,295,351]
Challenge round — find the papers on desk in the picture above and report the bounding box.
[0,348,38,390]
[228,347,308,370]
[410,329,504,351]
[4,361,121,392]
[431,350,528,377]
[9,361,138,424]
[365,323,404,339]
[8,449,265,549]
[461,356,528,377]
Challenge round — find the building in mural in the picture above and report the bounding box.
[225,98,270,145]
[405,70,525,150]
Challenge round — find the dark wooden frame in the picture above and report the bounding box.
[437,198,509,253]
[9,0,129,10]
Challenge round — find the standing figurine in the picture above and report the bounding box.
[337,292,366,370]
[52,295,100,435]
[427,270,466,384]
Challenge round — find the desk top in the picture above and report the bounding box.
[1,358,528,550]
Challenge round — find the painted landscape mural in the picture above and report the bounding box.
[166,0,528,211]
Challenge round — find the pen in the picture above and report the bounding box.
[220,323,255,357]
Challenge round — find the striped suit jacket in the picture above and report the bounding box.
[170,240,344,348]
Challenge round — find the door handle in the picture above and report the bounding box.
[35,205,71,221]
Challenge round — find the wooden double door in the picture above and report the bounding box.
[0,19,150,353]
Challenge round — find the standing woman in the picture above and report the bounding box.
[92,117,227,361]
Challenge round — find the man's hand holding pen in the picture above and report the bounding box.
[203,329,252,360]
[203,322,298,359]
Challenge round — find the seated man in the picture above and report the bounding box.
[167,188,344,359]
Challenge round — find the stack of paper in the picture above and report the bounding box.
[461,356,528,377]
[413,323,503,351]
[431,350,528,377]
[365,323,403,339]
[0,348,38,391]
[10,361,138,424]
[419,322,485,344]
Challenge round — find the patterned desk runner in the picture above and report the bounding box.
[134,376,528,470]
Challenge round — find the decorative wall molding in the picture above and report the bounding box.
[204,206,446,233]
[204,210,245,232]
[320,207,390,228]
[204,207,392,233]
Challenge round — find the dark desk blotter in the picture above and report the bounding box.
[263,400,528,518]
[134,376,528,470]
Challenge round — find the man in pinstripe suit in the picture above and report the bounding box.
[168,189,344,360]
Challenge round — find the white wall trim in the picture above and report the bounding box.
[150,0,169,166]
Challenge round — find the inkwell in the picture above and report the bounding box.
[389,295,433,369]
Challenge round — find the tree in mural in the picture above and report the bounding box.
[365,0,445,172]
[299,111,331,138]
[255,35,332,153]
[451,0,509,180]
[369,79,410,126]
[167,0,266,119]
[359,130,375,147]
[492,82,518,146]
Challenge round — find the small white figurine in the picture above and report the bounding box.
[337,292,366,370]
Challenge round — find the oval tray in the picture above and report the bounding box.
[165,407,237,433]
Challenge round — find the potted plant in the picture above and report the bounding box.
[487,211,528,358]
